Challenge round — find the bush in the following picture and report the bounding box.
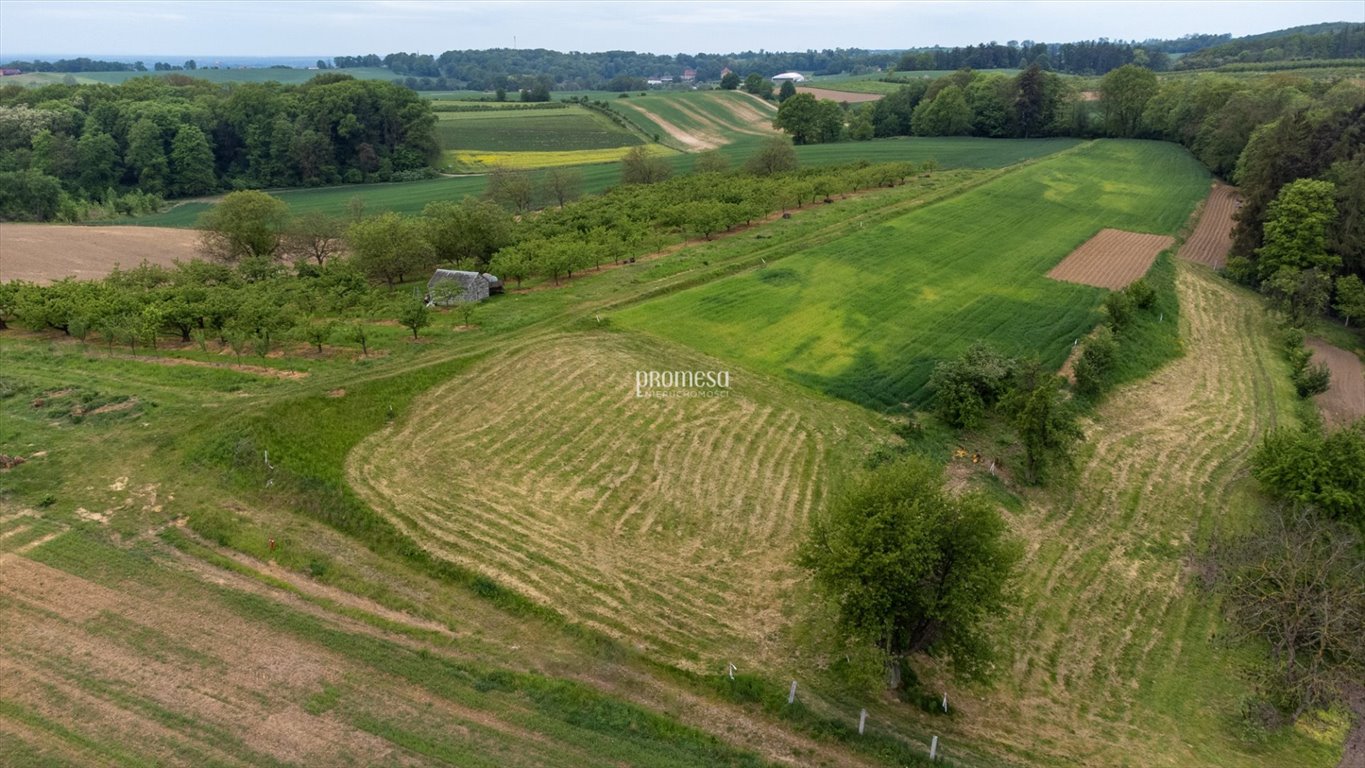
[928,344,1017,429]
[1292,362,1331,397]
[1124,279,1157,310]
[1102,290,1135,329]
[1252,422,1365,528]
[1073,326,1118,397]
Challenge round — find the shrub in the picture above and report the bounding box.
[1102,290,1135,329]
[1292,363,1331,397]
[1124,279,1157,310]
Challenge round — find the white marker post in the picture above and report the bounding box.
[728,663,736,681]
[787,680,797,705]
[942,692,948,713]
[930,735,938,760]
[858,708,867,735]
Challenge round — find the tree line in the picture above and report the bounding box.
[1175,22,1364,70]
[0,73,440,222]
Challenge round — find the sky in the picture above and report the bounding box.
[1,0,1361,59]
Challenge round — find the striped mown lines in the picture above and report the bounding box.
[348,333,885,666]
[951,264,1334,767]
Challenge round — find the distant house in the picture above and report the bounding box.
[771,72,806,83]
[720,67,733,78]
[427,269,503,304]
[0,68,21,77]
[681,68,697,81]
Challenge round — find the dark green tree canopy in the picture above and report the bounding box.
[798,455,1021,680]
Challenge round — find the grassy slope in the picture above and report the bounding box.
[615,140,1209,409]
[0,145,1344,766]
[946,264,1342,767]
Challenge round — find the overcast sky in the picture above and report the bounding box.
[1,0,1361,58]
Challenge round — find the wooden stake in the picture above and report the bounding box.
[930,735,938,760]
[858,708,867,734]
[787,680,797,704]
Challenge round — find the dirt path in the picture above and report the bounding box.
[1178,183,1240,268]
[1307,337,1365,427]
[0,224,201,284]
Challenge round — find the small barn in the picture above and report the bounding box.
[771,72,806,83]
[427,269,504,305]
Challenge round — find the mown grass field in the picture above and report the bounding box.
[349,333,888,665]
[616,140,1210,409]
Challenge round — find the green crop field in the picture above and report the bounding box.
[616,140,1210,409]
[434,106,643,152]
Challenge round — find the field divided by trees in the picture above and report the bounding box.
[617,140,1210,409]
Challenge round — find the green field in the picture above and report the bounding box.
[120,136,1080,228]
[610,91,778,151]
[616,140,1210,409]
[434,106,643,152]
[0,66,396,87]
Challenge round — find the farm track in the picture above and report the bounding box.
[956,264,1305,767]
[1177,183,1239,269]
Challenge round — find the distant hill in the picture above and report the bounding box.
[1176,22,1364,69]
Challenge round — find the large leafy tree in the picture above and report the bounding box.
[197,190,290,264]
[798,455,1021,681]
[347,211,434,287]
[1256,178,1339,281]
[910,85,972,136]
[124,117,168,194]
[169,124,217,196]
[1100,64,1158,138]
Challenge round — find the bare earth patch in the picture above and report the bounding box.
[1047,228,1174,289]
[1306,338,1365,428]
[1178,183,1240,268]
[617,102,722,150]
[0,224,201,284]
[795,86,883,103]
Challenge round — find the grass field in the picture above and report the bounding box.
[944,264,1341,767]
[119,136,1080,228]
[0,66,396,87]
[1,128,1348,765]
[349,333,888,665]
[616,140,1210,409]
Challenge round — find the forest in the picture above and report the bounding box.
[0,74,439,221]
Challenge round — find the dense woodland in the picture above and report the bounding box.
[0,74,439,221]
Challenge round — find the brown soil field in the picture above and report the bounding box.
[795,86,883,103]
[617,103,722,150]
[1046,228,1175,289]
[1307,337,1365,427]
[0,224,201,284]
[1178,183,1240,268]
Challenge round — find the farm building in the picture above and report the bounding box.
[427,269,503,304]
[771,72,806,83]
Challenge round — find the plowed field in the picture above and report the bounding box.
[1307,337,1365,427]
[1046,228,1174,289]
[1177,183,1239,268]
[0,224,200,284]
